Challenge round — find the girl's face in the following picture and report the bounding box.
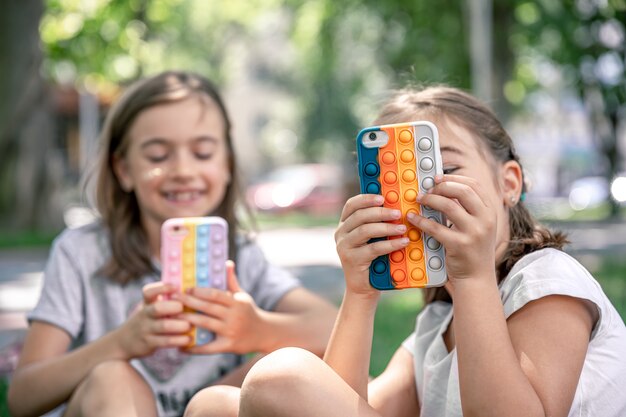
[114,96,231,234]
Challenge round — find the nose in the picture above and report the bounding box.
[170,151,196,179]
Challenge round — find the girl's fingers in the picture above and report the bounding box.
[187,287,234,307]
[342,222,408,248]
[339,205,402,237]
[143,282,177,304]
[416,192,474,231]
[149,334,191,349]
[150,318,191,334]
[183,312,225,335]
[177,293,229,319]
[345,237,410,263]
[407,212,456,246]
[433,175,491,211]
[340,194,384,222]
[146,300,185,318]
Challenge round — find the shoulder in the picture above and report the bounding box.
[499,248,606,319]
[50,220,109,259]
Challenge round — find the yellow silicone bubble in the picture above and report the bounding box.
[404,189,417,202]
[400,149,414,163]
[402,169,416,182]
[409,248,423,261]
[411,268,425,281]
[408,228,421,242]
[398,129,413,144]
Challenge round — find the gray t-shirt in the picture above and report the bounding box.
[401,248,626,417]
[28,221,301,417]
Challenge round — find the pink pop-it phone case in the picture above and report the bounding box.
[356,121,447,290]
[161,217,228,345]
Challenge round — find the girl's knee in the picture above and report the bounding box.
[240,347,323,410]
[77,360,152,404]
[184,385,240,417]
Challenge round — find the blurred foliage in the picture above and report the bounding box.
[19,0,624,224]
[40,0,472,159]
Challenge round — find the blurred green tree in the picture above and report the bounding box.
[505,0,625,217]
[1,0,624,233]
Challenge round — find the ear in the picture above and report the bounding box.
[500,160,523,207]
[112,154,134,192]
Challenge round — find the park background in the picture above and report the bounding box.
[1,0,625,414]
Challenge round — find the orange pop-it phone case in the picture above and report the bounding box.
[161,217,228,345]
[356,121,447,290]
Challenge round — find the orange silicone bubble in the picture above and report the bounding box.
[383,171,398,184]
[385,190,399,204]
[382,151,395,164]
[390,250,404,263]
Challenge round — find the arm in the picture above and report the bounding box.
[7,284,191,417]
[368,347,420,417]
[412,174,595,417]
[452,283,594,417]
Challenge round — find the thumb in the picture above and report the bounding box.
[226,260,242,293]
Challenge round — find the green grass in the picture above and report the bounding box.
[591,257,626,319]
[370,289,423,376]
[0,230,57,249]
[0,379,8,417]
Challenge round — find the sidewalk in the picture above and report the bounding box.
[0,228,345,355]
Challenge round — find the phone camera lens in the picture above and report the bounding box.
[368,132,377,141]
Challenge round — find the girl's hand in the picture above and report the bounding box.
[335,194,410,297]
[115,282,192,359]
[408,174,498,284]
[179,261,264,355]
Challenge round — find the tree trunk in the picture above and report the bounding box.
[0,0,64,232]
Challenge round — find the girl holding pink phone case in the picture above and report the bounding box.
[8,71,337,417]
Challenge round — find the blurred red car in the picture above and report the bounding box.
[246,164,345,215]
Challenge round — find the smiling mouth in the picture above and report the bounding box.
[163,191,205,202]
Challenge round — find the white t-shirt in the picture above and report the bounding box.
[29,222,301,417]
[402,248,626,417]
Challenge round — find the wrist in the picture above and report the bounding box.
[342,291,380,316]
[106,326,135,361]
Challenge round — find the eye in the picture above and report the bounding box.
[146,153,168,163]
[443,166,459,175]
[195,152,214,160]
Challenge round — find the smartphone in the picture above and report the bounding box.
[161,216,228,345]
[356,121,447,290]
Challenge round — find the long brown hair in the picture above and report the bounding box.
[92,71,248,284]
[373,85,568,304]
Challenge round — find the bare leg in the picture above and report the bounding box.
[184,385,240,417]
[63,360,157,417]
[239,347,381,417]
